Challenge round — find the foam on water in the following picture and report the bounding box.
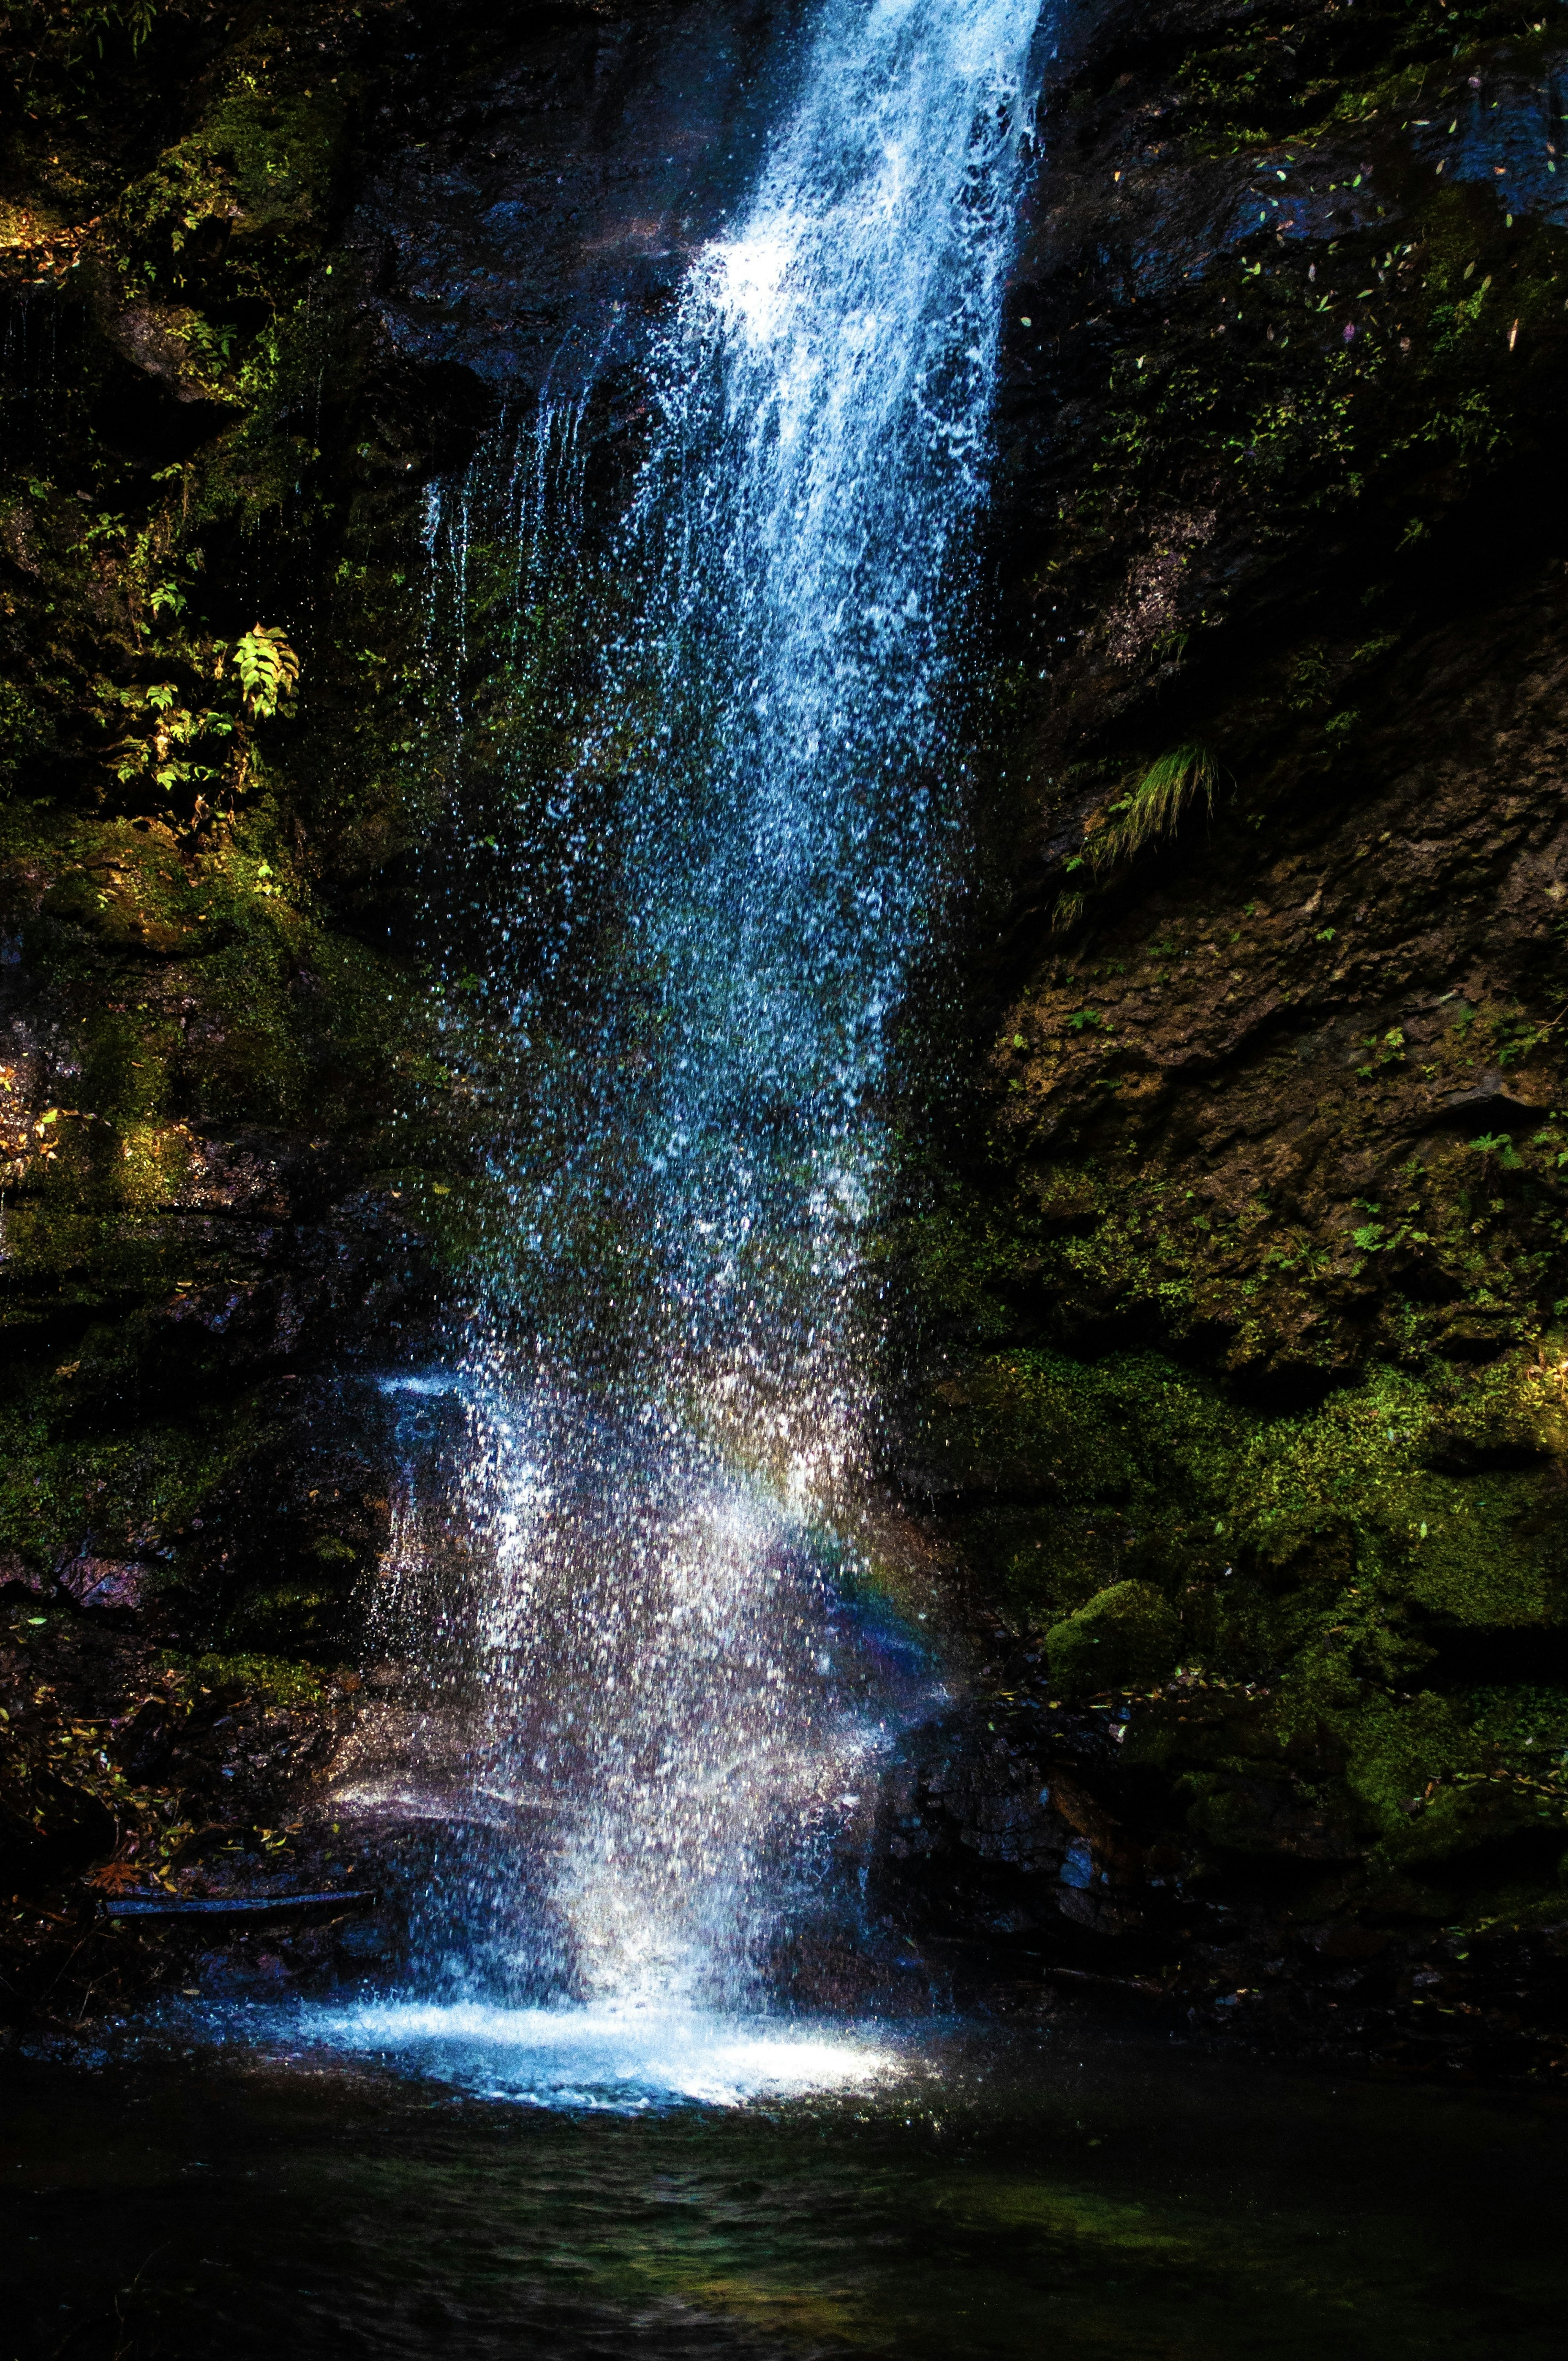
[288,2000,904,2112]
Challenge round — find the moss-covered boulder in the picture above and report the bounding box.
[1046,1581,1182,1698]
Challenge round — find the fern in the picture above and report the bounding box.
[233,624,301,719]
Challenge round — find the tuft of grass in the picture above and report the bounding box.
[1088,744,1219,870]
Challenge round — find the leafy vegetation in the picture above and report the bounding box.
[232,624,301,721]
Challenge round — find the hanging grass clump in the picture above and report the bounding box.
[1086,743,1220,871]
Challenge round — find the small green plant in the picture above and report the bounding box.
[181,316,237,369]
[1289,644,1331,709]
[1494,1012,1545,1069]
[60,1,161,53]
[233,624,301,719]
[1083,744,1219,871]
[105,680,232,795]
[116,0,158,42]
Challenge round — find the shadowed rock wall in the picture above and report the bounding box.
[890,0,1568,2073]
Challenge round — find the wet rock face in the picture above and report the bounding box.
[0,1602,393,2015]
[355,0,802,394]
[866,1673,1568,2079]
[892,0,1568,2039]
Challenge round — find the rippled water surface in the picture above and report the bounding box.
[8,2017,1566,2359]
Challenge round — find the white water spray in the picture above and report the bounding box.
[348,0,1045,2024]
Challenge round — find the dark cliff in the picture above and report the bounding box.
[892,0,1568,2073]
[1,0,1565,2069]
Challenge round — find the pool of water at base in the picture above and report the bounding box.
[4,2003,1565,2361]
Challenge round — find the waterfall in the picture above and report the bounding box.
[350,0,1045,2018]
[560,0,1045,1491]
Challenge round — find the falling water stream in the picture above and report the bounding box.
[320,0,1048,2092]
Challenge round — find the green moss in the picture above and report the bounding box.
[1390,1474,1566,1625]
[935,1332,1568,1909]
[308,1534,359,1571]
[1046,1581,1182,1697]
[0,1381,281,1576]
[1469,1684,1568,1761]
[226,1584,347,1648]
[1171,1,1546,157]
[168,1649,324,1708]
[935,1344,1568,1629]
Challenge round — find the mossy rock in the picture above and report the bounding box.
[225,1584,346,1648]
[172,1652,324,1709]
[1045,1580,1181,1698]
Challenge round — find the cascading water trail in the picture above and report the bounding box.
[352,0,1046,2019]
[606,0,1045,1435]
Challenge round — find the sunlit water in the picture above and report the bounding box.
[339,1371,941,2005]
[596,0,1045,1391]
[277,2000,905,2112]
[360,0,1049,2012]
